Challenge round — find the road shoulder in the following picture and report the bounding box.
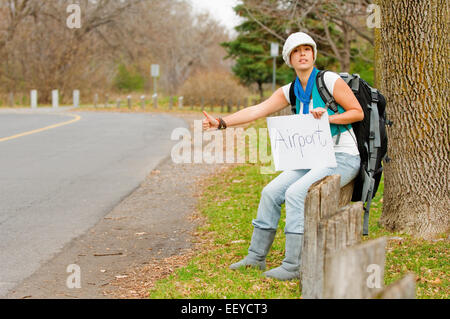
[5,112,230,299]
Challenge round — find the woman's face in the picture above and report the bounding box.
[290,45,315,71]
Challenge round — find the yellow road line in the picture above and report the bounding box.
[0,113,82,143]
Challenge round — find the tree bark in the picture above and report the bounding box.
[377,0,449,239]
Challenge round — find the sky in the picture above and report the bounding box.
[188,0,243,33]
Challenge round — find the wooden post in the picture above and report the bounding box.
[178,96,183,109]
[141,95,146,110]
[127,95,132,109]
[105,94,109,108]
[376,273,416,299]
[299,175,416,299]
[9,92,14,107]
[201,96,205,111]
[94,93,98,108]
[322,237,387,299]
[153,94,158,109]
[301,175,359,299]
[116,98,121,108]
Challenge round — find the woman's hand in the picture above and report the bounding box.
[310,107,327,119]
[202,111,219,131]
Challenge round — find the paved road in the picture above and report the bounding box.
[0,108,187,296]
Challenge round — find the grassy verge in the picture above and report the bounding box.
[148,119,449,299]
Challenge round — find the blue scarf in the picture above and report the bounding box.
[294,67,318,114]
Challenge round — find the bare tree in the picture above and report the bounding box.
[0,0,231,100]
[240,0,373,71]
[0,0,43,51]
[117,0,231,94]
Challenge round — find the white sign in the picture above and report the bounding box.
[267,114,336,171]
[151,64,160,77]
[270,42,279,57]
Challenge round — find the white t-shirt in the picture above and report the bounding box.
[281,71,359,156]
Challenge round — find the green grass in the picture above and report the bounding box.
[148,119,449,299]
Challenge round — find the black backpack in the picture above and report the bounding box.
[288,71,392,235]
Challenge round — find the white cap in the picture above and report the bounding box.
[282,32,317,68]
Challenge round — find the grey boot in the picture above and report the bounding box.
[263,233,303,280]
[229,228,276,270]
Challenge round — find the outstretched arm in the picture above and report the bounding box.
[202,88,289,130]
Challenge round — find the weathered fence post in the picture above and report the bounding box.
[153,93,158,109]
[376,273,416,299]
[116,98,121,108]
[141,95,146,110]
[300,175,356,299]
[178,96,183,109]
[322,237,386,298]
[105,94,109,108]
[9,92,14,107]
[94,93,98,108]
[127,95,132,109]
[300,175,416,299]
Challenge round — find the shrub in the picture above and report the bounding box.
[179,70,250,104]
[113,64,145,92]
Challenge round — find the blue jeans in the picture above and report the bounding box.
[252,152,360,234]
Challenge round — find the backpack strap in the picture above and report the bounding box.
[315,71,339,113]
[288,80,296,114]
[362,88,382,236]
[316,70,353,144]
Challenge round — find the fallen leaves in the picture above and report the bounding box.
[104,248,197,299]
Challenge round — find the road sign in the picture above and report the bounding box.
[270,42,279,57]
[270,43,279,91]
[151,64,160,77]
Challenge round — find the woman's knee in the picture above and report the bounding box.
[260,184,281,204]
[284,184,309,205]
[335,153,361,186]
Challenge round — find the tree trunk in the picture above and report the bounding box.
[257,81,264,101]
[377,0,449,239]
[373,27,380,88]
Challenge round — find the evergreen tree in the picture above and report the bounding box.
[222,3,294,99]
